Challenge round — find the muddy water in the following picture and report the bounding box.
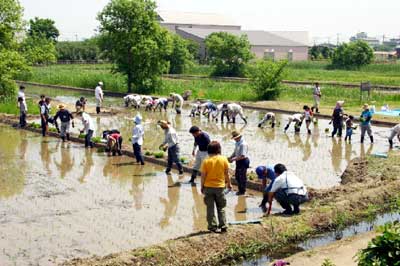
[47,105,391,189]
[0,125,265,266]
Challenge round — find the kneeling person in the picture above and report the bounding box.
[266,164,308,215]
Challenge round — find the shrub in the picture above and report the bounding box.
[249,59,288,100]
[330,41,374,69]
[321,258,336,266]
[205,32,253,77]
[356,222,400,266]
[166,34,193,74]
[153,151,164,158]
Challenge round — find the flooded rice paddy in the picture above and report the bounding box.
[0,125,264,265]
[33,93,390,189]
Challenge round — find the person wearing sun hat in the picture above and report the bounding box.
[256,165,277,212]
[158,120,183,175]
[132,114,145,165]
[360,103,374,144]
[228,130,250,195]
[53,103,74,142]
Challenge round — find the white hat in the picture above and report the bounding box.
[98,81,104,86]
[134,114,142,124]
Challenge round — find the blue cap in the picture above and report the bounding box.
[256,166,267,179]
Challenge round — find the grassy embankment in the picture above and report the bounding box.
[185,60,400,86]
[18,64,400,116]
[0,98,41,115]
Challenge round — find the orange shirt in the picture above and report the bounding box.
[201,155,229,188]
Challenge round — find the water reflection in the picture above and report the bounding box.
[54,142,75,179]
[79,149,93,183]
[159,175,180,229]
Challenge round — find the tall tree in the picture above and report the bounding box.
[205,32,253,77]
[97,0,172,93]
[28,17,59,42]
[166,34,193,74]
[0,0,28,99]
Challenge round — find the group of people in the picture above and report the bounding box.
[123,92,184,114]
[190,101,248,124]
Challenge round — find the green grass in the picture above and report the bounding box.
[0,98,41,115]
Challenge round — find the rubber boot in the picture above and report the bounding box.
[189,170,198,183]
[389,139,393,149]
[61,136,65,142]
[311,107,315,112]
[271,122,275,129]
[316,108,320,114]
[361,136,364,144]
[96,107,100,114]
[370,135,374,144]
[66,133,70,141]
[243,117,247,124]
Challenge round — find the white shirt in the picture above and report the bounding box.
[82,112,95,133]
[95,86,103,100]
[132,124,144,145]
[171,93,183,108]
[313,86,321,96]
[18,90,26,101]
[270,171,307,196]
[228,103,243,113]
[291,113,303,121]
[40,103,50,115]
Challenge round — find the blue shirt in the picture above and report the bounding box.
[258,166,276,192]
[360,110,372,126]
[194,132,211,152]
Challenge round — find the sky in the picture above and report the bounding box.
[19,0,400,44]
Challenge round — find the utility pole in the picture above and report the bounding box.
[337,33,340,46]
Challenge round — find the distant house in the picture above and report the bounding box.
[177,28,309,61]
[158,11,309,61]
[157,11,241,33]
[350,32,380,47]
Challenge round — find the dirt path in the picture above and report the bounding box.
[284,231,375,266]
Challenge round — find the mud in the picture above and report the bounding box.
[0,125,266,265]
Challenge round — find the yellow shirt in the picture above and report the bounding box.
[201,155,229,188]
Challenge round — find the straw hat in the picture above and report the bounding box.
[157,120,169,127]
[58,104,65,109]
[98,81,104,86]
[363,103,369,110]
[231,130,242,140]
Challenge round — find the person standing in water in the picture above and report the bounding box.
[188,126,210,184]
[229,131,250,196]
[311,82,321,114]
[95,81,104,114]
[77,111,95,148]
[132,114,145,165]
[200,140,232,233]
[331,101,344,138]
[40,97,51,137]
[360,104,374,144]
[53,104,74,142]
[158,120,184,175]
[18,97,27,128]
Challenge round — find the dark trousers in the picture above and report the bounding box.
[332,122,343,137]
[85,130,94,148]
[274,189,308,214]
[235,159,249,194]
[41,118,48,136]
[221,110,229,123]
[20,112,26,127]
[133,143,144,164]
[167,144,183,171]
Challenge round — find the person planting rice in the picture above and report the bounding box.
[311,82,321,114]
[154,97,169,112]
[170,92,184,114]
[228,131,250,196]
[77,111,95,148]
[360,104,374,144]
[75,97,86,113]
[53,104,74,142]
[158,120,183,175]
[284,113,304,133]
[255,165,276,213]
[189,101,201,117]
[132,114,145,165]
[331,101,344,138]
[95,81,104,114]
[303,105,313,134]
[124,94,142,108]
[200,140,232,233]
[265,164,308,216]
[201,101,218,119]
[388,123,400,149]
[258,112,276,128]
[188,126,210,184]
[227,103,247,124]
[344,115,356,143]
[103,130,122,156]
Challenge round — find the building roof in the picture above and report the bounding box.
[157,11,239,27]
[177,28,309,47]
